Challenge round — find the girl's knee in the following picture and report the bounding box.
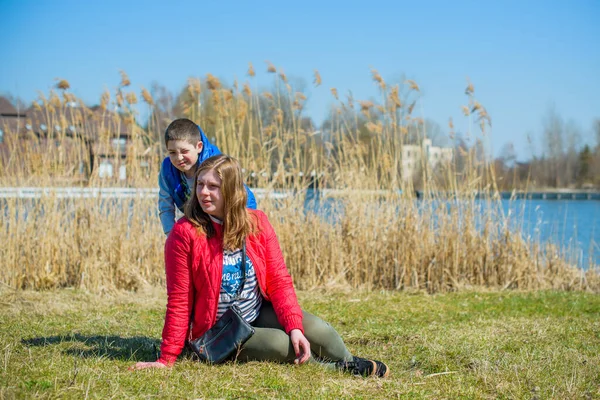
[302,311,350,361]
[244,329,293,361]
[265,333,293,359]
[303,313,338,339]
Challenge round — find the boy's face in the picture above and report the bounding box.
[167,140,203,178]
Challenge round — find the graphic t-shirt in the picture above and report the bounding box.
[210,217,262,323]
[218,248,262,323]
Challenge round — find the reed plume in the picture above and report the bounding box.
[0,67,596,295]
[313,70,322,87]
[119,70,131,87]
[55,79,70,90]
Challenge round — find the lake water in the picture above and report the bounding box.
[303,192,599,269]
[498,199,599,268]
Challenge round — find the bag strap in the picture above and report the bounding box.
[188,239,247,341]
[233,240,247,302]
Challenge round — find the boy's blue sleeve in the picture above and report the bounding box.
[158,164,176,235]
[244,184,257,209]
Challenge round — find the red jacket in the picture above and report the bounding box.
[158,209,304,365]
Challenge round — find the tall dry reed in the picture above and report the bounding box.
[0,68,597,292]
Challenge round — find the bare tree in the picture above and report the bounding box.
[496,142,518,189]
[564,120,581,187]
[577,145,593,187]
[499,142,517,166]
[595,119,600,150]
[592,119,600,186]
[147,82,175,150]
[542,106,565,187]
[423,119,448,147]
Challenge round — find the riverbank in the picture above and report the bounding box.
[2,193,598,292]
[2,186,599,200]
[414,189,600,200]
[1,288,598,399]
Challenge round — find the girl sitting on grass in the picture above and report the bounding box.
[131,154,389,378]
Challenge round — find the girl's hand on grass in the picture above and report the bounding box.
[290,329,311,364]
[129,361,167,370]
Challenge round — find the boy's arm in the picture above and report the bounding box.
[244,184,257,209]
[158,168,176,235]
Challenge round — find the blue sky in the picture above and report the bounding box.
[1,0,598,160]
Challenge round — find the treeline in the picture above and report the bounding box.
[135,70,600,191]
[490,111,600,191]
[130,70,494,192]
[1,67,598,192]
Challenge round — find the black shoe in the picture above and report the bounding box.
[336,356,390,378]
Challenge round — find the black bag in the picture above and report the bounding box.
[188,242,255,363]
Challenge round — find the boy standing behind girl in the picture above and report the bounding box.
[158,118,257,235]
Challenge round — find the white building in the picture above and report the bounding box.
[401,139,453,181]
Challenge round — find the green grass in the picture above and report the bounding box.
[1,288,599,399]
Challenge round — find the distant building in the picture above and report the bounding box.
[0,97,27,145]
[0,96,147,181]
[401,138,453,181]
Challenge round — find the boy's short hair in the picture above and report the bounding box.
[164,118,201,146]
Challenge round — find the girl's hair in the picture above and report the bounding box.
[184,155,255,250]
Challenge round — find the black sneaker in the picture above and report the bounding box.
[336,356,390,378]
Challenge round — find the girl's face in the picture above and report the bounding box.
[196,168,224,220]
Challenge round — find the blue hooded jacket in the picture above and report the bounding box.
[160,125,257,212]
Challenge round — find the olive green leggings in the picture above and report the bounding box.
[237,302,353,364]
